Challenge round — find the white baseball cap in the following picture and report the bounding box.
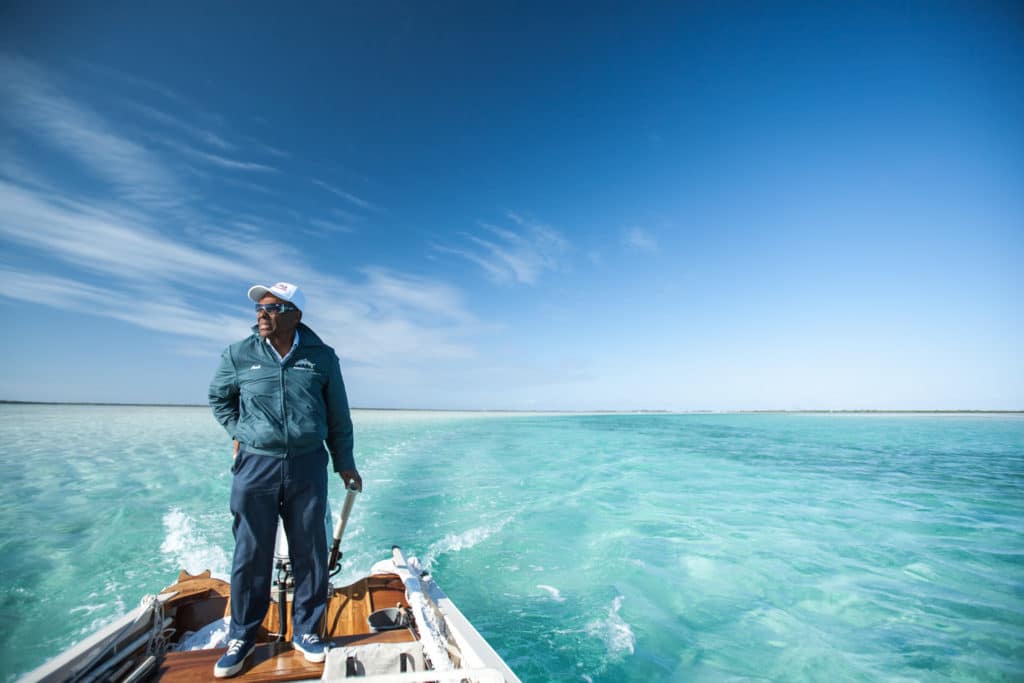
[247,282,306,312]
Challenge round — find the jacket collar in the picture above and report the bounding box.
[248,322,325,348]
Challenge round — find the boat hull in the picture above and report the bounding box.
[20,550,520,683]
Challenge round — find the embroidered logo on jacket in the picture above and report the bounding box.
[294,359,316,370]
[250,364,261,370]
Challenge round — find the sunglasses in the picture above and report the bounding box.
[255,303,298,314]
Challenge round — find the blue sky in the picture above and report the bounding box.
[1,2,1021,410]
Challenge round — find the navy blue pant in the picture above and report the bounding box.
[228,448,328,643]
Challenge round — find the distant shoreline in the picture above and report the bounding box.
[1,400,1020,414]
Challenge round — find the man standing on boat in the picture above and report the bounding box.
[208,282,362,678]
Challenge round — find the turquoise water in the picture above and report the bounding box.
[1,406,1022,681]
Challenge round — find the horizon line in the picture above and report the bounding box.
[1,400,1021,414]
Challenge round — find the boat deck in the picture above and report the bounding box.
[159,631,416,682]
[21,550,520,683]
[157,572,415,681]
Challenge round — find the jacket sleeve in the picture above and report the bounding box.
[208,347,240,439]
[324,353,355,472]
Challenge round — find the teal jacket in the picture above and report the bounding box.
[208,323,354,472]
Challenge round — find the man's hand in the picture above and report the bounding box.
[232,440,240,458]
[339,469,362,492]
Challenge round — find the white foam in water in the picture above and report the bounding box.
[74,582,129,637]
[69,603,108,617]
[681,555,715,579]
[537,584,566,602]
[586,596,636,660]
[161,508,230,579]
[421,516,513,569]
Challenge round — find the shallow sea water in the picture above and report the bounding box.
[1,406,1022,681]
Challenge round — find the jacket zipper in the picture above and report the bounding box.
[280,362,288,454]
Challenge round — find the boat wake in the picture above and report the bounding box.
[71,582,128,636]
[586,596,636,660]
[160,508,230,579]
[421,515,515,570]
[536,584,566,602]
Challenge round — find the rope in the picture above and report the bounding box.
[70,595,168,683]
[140,595,173,658]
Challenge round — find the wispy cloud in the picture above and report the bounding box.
[436,211,569,285]
[309,268,477,365]
[77,60,189,106]
[246,139,291,159]
[0,265,251,344]
[0,56,475,370]
[0,55,191,212]
[0,151,57,193]
[0,180,253,286]
[1,178,476,363]
[623,226,658,253]
[121,99,234,150]
[154,135,278,173]
[312,179,380,212]
[359,267,472,324]
[210,174,280,197]
[309,218,355,235]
